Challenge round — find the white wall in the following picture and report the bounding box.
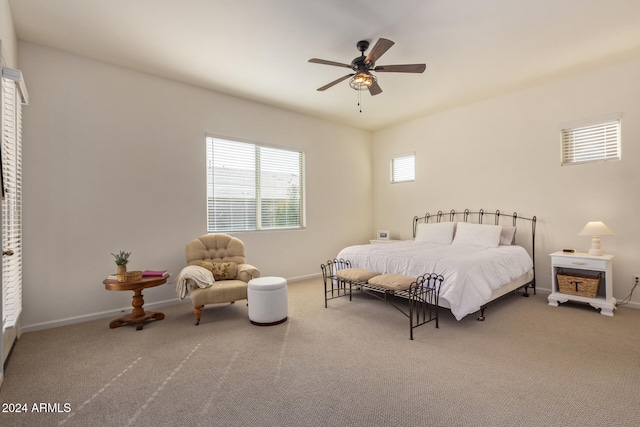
[0,0,17,67]
[372,57,640,305]
[14,38,640,329]
[19,42,373,329]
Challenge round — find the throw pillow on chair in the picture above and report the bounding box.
[199,261,238,280]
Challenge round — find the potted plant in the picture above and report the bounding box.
[111,250,131,274]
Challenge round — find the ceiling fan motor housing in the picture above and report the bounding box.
[351,56,371,71]
[352,40,373,71]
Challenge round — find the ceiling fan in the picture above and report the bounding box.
[309,38,426,96]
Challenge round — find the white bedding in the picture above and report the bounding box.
[337,241,533,320]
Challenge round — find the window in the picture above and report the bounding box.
[206,136,305,232]
[2,66,27,365]
[561,117,621,165]
[391,153,415,183]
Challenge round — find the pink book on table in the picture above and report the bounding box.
[142,270,169,277]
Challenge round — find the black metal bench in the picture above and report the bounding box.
[320,259,443,340]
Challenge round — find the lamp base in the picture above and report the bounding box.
[588,236,603,256]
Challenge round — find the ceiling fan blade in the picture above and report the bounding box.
[374,64,426,73]
[369,81,383,96]
[365,38,394,65]
[317,74,354,91]
[309,58,352,68]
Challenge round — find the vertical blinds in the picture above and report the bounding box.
[562,119,620,165]
[206,137,304,231]
[391,154,415,183]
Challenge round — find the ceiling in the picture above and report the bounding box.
[8,0,640,131]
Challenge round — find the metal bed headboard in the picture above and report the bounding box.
[412,208,537,264]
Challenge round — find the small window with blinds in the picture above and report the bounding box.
[206,136,305,232]
[391,153,415,183]
[561,117,621,166]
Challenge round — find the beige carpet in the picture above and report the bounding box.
[1,277,639,427]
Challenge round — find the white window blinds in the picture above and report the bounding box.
[206,137,305,231]
[561,119,620,165]
[391,154,415,183]
[2,69,24,345]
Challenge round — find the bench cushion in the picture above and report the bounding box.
[336,268,380,283]
[367,274,416,291]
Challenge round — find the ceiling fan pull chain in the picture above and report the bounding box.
[358,90,363,113]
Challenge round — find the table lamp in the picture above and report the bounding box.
[578,221,615,256]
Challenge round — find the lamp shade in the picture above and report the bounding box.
[578,221,614,256]
[578,221,615,237]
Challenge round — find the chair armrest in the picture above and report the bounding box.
[237,263,261,282]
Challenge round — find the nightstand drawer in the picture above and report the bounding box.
[552,257,608,270]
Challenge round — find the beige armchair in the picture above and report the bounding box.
[184,233,260,325]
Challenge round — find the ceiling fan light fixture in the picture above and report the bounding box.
[349,72,376,91]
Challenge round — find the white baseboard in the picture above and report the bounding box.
[21,298,184,333]
[21,275,322,333]
[619,300,640,309]
[22,274,634,333]
[286,272,321,283]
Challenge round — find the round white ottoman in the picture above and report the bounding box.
[247,276,288,326]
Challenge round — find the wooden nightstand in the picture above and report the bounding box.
[547,251,615,316]
[369,239,401,244]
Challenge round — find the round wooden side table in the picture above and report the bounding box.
[103,275,168,330]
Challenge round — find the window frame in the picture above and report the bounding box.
[205,135,305,232]
[561,114,621,166]
[390,153,415,183]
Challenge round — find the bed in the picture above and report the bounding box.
[330,209,536,321]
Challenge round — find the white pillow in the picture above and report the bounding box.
[415,222,455,244]
[500,226,517,245]
[452,222,502,248]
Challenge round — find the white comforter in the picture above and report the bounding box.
[337,241,533,320]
